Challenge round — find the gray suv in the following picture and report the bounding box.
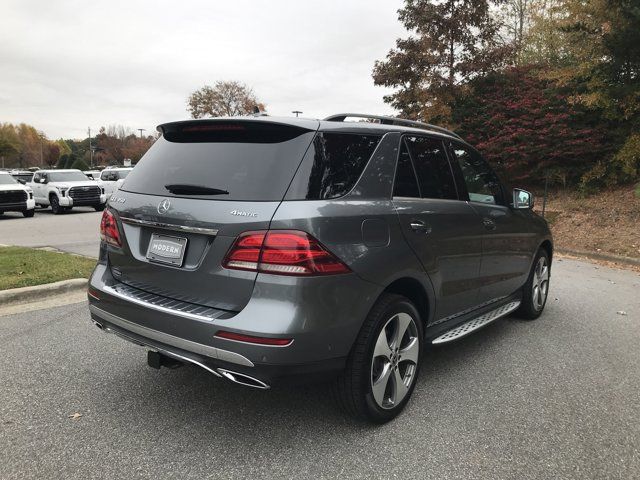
[88,114,552,423]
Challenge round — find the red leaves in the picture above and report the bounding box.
[453,66,608,185]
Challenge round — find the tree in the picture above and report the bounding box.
[57,154,70,169]
[523,0,640,186]
[56,139,72,158]
[452,66,608,186]
[187,81,265,118]
[498,0,537,64]
[0,123,20,167]
[372,0,511,123]
[43,142,60,167]
[70,157,90,171]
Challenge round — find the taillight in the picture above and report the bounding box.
[223,230,350,276]
[100,209,121,247]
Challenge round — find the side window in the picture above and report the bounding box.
[33,173,40,182]
[286,132,381,200]
[404,136,458,200]
[393,142,420,198]
[451,145,503,205]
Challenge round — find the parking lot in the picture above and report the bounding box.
[0,208,101,257]
[1,255,639,479]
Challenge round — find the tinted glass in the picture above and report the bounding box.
[393,142,420,198]
[451,145,503,205]
[101,170,131,181]
[285,132,381,200]
[120,122,316,201]
[48,171,90,182]
[12,173,33,182]
[0,174,18,185]
[405,136,457,200]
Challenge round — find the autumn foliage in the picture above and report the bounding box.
[453,67,608,186]
[375,0,640,189]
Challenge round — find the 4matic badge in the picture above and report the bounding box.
[230,209,258,217]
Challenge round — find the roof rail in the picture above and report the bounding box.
[323,113,462,140]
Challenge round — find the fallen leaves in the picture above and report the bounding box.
[68,412,82,420]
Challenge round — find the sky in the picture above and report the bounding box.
[0,0,407,139]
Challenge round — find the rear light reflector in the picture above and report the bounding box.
[222,230,350,276]
[100,209,121,247]
[214,330,293,346]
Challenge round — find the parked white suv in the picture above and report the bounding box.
[0,171,36,217]
[29,169,107,214]
[98,167,132,199]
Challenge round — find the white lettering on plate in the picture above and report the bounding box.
[151,241,181,258]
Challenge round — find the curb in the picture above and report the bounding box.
[0,278,88,307]
[556,248,640,267]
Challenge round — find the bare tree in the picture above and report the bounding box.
[187,81,266,118]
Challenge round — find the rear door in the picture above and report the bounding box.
[107,119,318,312]
[392,135,484,321]
[447,142,534,303]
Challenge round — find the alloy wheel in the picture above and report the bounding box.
[532,257,549,311]
[370,312,420,409]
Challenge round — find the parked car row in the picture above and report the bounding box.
[0,166,134,217]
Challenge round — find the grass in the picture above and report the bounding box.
[635,183,640,199]
[0,246,96,290]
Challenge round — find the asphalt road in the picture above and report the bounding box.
[0,208,101,257]
[1,259,639,479]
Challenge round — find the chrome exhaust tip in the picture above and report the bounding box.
[217,368,270,389]
[92,320,104,330]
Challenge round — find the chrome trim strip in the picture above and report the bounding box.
[431,301,521,345]
[89,304,254,367]
[217,368,269,390]
[102,284,225,323]
[105,326,223,378]
[120,216,219,236]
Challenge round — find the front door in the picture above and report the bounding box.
[447,143,534,303]
[392,135,484,321]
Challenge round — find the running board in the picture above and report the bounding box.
[431,301,521,345]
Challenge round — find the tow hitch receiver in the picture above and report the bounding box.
[147,351,183,370]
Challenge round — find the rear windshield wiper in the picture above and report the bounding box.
[164,184,229,195]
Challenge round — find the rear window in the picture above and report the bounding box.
[285,132,381,200]
[120,121,316,201]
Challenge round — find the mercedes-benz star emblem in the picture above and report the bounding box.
[157,199,171,214]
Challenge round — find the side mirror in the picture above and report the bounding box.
[17,179,26,185]
[513,188,534,209]
[39,178,46,184]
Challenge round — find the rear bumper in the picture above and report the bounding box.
[87,261,382,385]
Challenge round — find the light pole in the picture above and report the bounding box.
[88,127,93,168]
[138,128,146,139]
[292,110,303,117]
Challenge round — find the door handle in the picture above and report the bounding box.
[482,218,496,230]
[410,220,431,234]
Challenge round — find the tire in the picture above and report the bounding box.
[23,210,35,218]
[50,195,63,215]
[515,249,551,320]
[333,293,424,423]
[94,204,105,212]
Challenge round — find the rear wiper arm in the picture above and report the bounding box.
[164,184,229,195]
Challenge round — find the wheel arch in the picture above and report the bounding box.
[381,276,435,329]
[539,239,553,266]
